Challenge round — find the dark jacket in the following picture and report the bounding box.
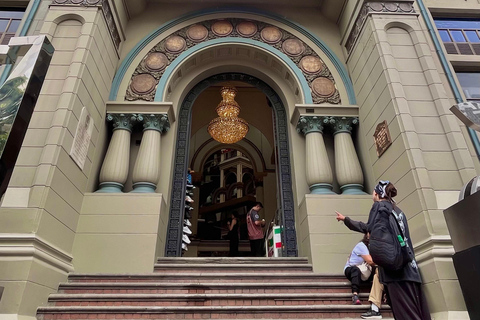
[344,201,422,284]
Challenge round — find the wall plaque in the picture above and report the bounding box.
[70,107,94,169]
[373,120,392,157]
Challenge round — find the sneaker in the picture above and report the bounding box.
[186,185,196,190]
[184,219,192,227]
[186,191,194,197]
[183,226,192,235]
[184,211,192,219]
[185,195,194,203]
[185,205,194,211]
[182,242,188,251]
[352,294,361,305]
[182,234,191,244]
[361,310,382,319]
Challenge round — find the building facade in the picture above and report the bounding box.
[0,0,479,319]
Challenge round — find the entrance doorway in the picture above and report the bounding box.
[165,73,297,258]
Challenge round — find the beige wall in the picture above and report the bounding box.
[344,7,477,317]
[0,4,119,317]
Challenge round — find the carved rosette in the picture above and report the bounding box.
[345,1,416,53]
[125,18,341,104]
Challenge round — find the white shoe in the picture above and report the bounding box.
[185,196,194,203]
[182,234,191,244]
[182,243,188,251]
[184,219,192,227]
[183,226,192,235]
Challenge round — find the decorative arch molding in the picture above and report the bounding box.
[165,72,297,257]
[109,7,356,104]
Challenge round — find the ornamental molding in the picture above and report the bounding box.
[296,115,358,135]
[137,114,170,133]
[125,18,341,105]
[52,0,121,49]
[0,233,74,273]
[106,113,137,132]
[345,1,416,54]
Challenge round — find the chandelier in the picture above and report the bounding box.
[208,86,249,144]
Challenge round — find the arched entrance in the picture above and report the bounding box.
[165,73,297,257]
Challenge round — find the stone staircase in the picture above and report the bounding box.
[36,257,392,319]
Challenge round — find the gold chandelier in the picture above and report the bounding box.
[208,86,249,144]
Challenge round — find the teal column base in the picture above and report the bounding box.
[96,182,124,193]
[130,182,157,193]
[340,184,366,195]
[310,183,336,194]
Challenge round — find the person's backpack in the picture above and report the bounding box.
[369,202,414,271]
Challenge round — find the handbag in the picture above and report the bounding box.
[357,261,372,281]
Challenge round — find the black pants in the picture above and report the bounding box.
[385,281,431,320]
[229,238,239,257]
[344,266,361,293]
[250,238,264,257]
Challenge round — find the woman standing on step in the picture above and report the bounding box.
[336,180,431,320]
[227,211,239,257]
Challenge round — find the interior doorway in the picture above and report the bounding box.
[165,73,297,258]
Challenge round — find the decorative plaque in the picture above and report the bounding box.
[70,107,94,169]
[373,120,392,157]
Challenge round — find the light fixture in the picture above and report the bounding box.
[208,86,249,144]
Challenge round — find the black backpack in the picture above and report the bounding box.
[369,203,414,271]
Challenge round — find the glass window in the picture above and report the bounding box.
[450,30,466,42]
[457,73,480,100]
[465,31,480,43]
[438,30,452,42]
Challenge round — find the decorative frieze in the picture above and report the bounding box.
[52,0,121,49]
[125,18,341,105]
[345,1,416,53]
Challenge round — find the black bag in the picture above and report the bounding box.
[369,203,414,271]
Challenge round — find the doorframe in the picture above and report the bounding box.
[164,72,298,257]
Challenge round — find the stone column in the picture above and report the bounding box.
[329,116,365,195]
[296,116,334,194]
[131,114,170,193]
[97,114,136,193]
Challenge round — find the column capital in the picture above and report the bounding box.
[107,113,136,132]
[328,116,359,135]
[296,116,329,135]
[137,114,170,133]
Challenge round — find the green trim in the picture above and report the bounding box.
[417,0,480,159]
[155,37,311,103]
[108,7,356,104]
[309,183,335,195]
[0,0,41,85]
[340,184,366,195]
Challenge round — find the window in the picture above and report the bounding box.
[0,9,24,45]
[435,19,480,55]
[457,73,480,103]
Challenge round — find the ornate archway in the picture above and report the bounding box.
[164,73,297,257]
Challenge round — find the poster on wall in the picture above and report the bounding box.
[70,107,94,170]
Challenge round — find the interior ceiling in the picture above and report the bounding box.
[124,0,347,23]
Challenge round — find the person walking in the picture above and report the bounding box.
[246,202,265,257]
[336,180,431,320]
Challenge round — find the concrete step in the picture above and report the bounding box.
[156,257,310,264]
[59,281,357,295]
[153,263,314,273]
[37,305,393,319]
[67,273,345,283]
[48,292,371,306]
